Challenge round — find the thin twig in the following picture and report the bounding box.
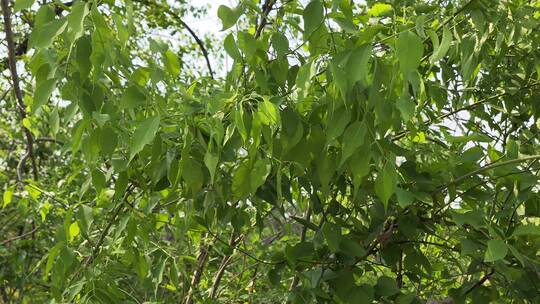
[0,225,41,246]
[134,0,214,79]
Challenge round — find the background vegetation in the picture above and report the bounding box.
[1,0,540,303]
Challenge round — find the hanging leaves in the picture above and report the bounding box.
[3,0,540,302]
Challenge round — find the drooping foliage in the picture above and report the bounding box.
[1,0,540,303]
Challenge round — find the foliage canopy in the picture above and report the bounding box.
[1,0,540,303]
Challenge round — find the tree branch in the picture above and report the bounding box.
[1,0,38,181]
[254,0,275,39]
[440,155,540,191]
[134,0,214,79]
[184,235,214,304]
[0,225,40,246]
[392,81,540,141]
[464,269,494,295]
[85,185,134,266]
[210,233,243,299]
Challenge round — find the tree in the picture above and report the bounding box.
[1,0,540,302]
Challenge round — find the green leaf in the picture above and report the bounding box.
[285,242,314,264]
[91,169,106,192]
[484,239,508,262]
[452,210,484,229]
[396,188,414,208]
[339,238,366,258]
[349,284,374,303]
[512,224,540,237]
[326,106,351,144]
[317,153,336,194]
[368,3,393,17]
[131,67,150,86]
[395,293,417,304]
[163,49,181,78]
[271,32,289,58]
[66,1,89,44]
[120,85,146,108]
[68,222,80,242]
[375,276,399,296]
[204,142,219,184]
[34,5,55,27]
[33,78,56,112]
[129,116,160,161]
[346,45,371,86]
[77,204,94,234]
[71,119,89,153]
[349,146,371,192]
[224,34,241,60]
[296,60,316,96]
[280,108,304,154]
[180,157,204,194]
[50,107,60,136]
[218,5,242,31]
[250,158,271,193]
[232,158,271,199]
[396,94,416,121]
[375,161,397,210]
[29,18,67,49]
[258,97,280,125]
[322,222,341,252]
[44,242,65,280]
[430,26,452,64]
[339,121,366,167]
[14,0,34,12]
[237,32,257,57]
[2,186,14,208]
[75,36,92,79]
[396,31,423,75]
[303,0,324,39]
